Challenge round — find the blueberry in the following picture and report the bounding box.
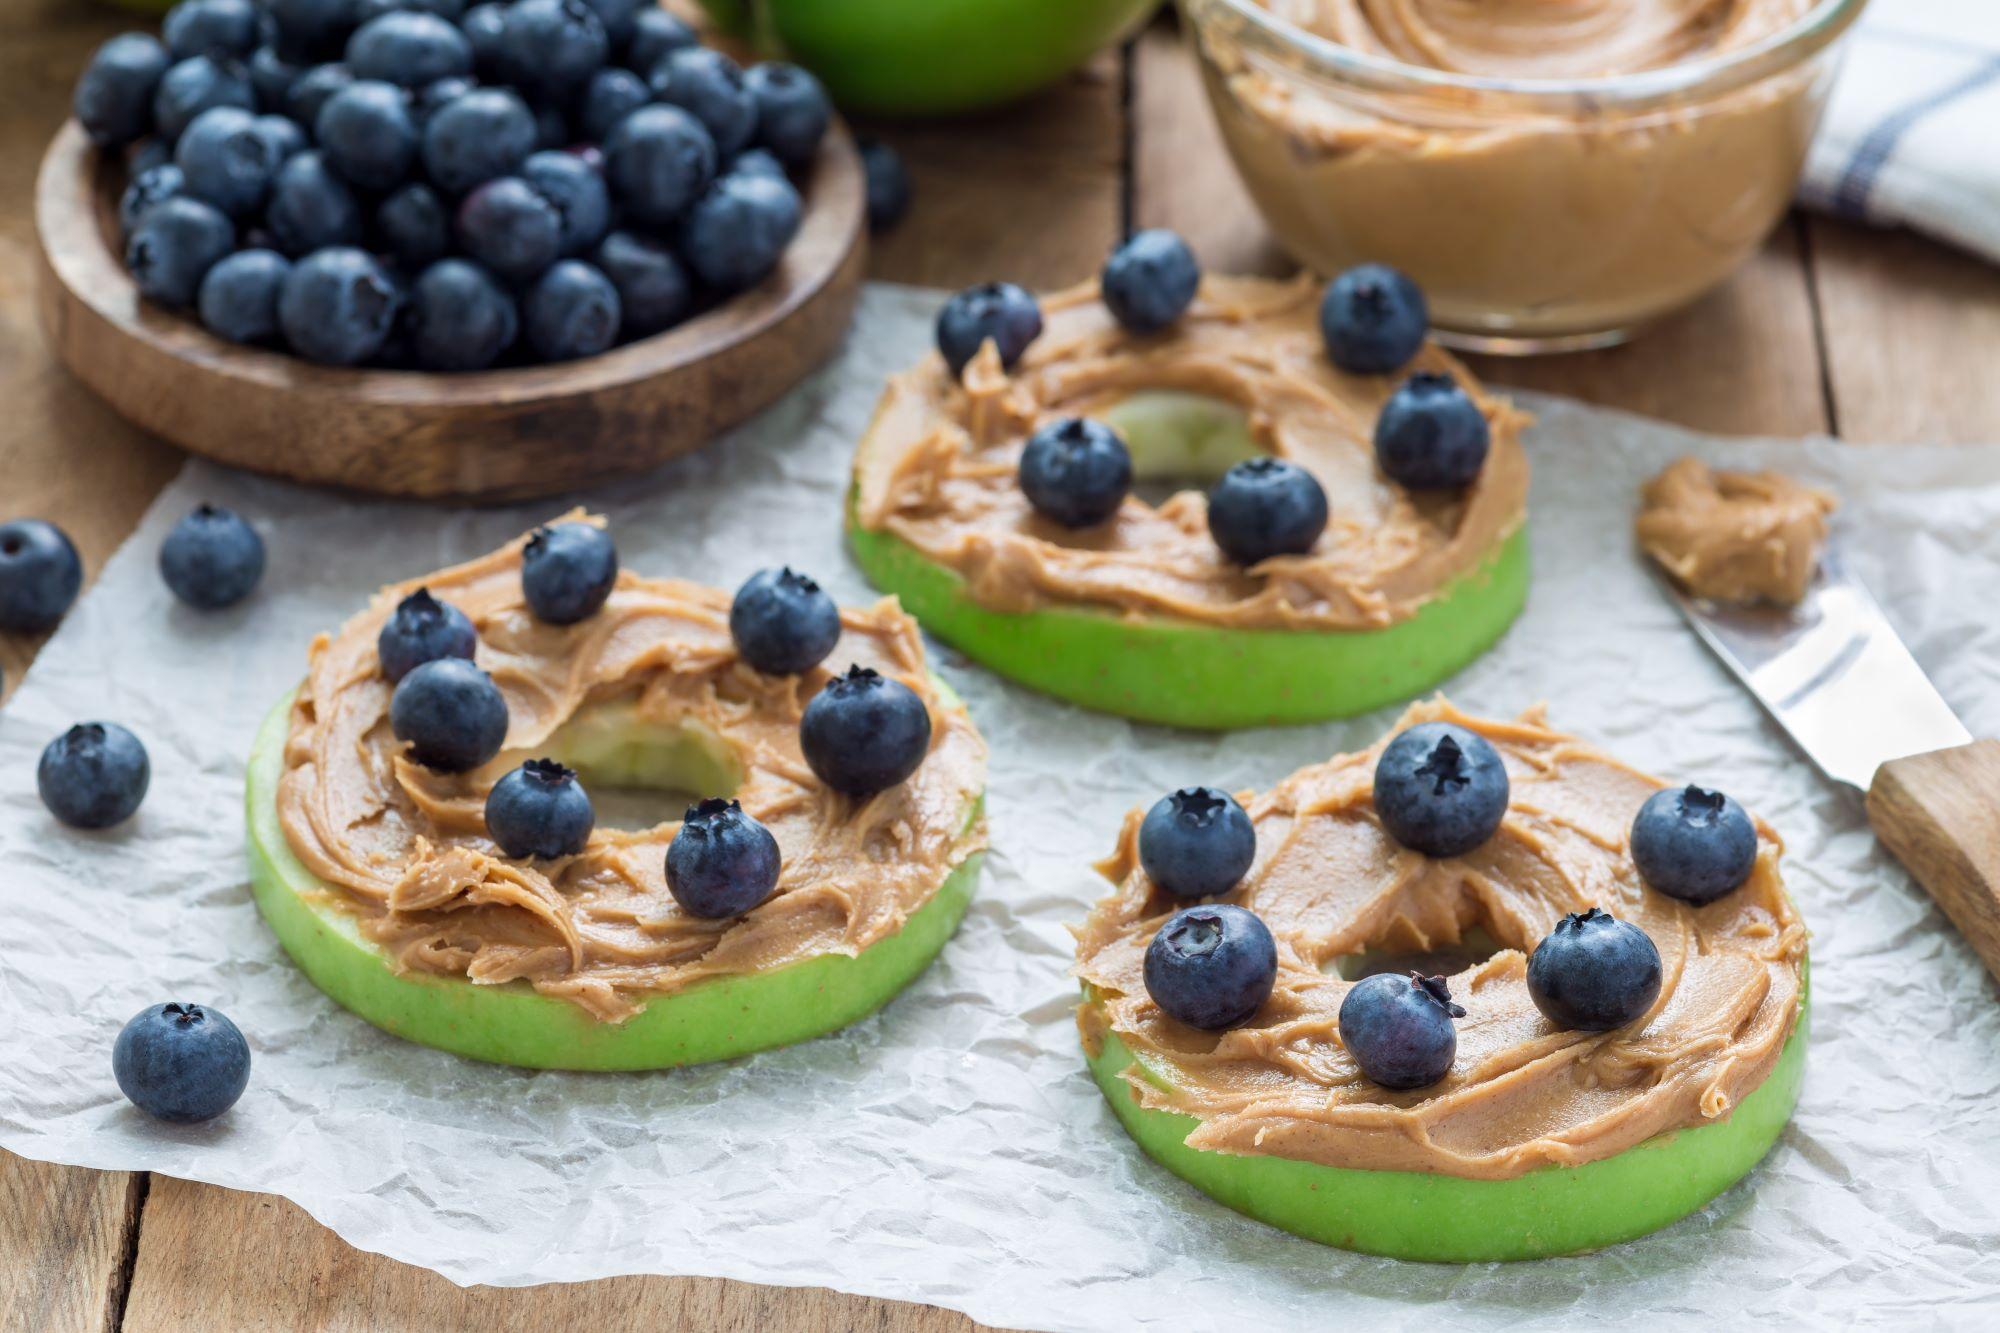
[523,259,620,361]
[38,722,150,829]
[376,588,477,682]
[665,798,781,918]
[1101,228,1200,334]
[389,657,509,771]
[602,104,714,227]
[1320,263,1428,376]
[485,758,595,858]
[1372,721,1510,858]
[575,0,639,48]
[376,182,451,267]
[251,113,307,163]
[152,55,256,144]
[1143,903,1276,1031]
[165,0,262,61]
[74,33,170,149]
[1630,785,1759,905]
[1337,971,1464,1089]
[622,7,695,74]
[857,138,910,235]
[935,281,1042,378]
[1526,907,1663,1032]
[197,248,290,344]
[500,0,607,101]
[158,503,265,609]
[248,45,304,111]
[799,666,932,797]
[173,106,279,216]
[729,147,786,183]
[421,87,535,194]
[265,150,365,255]
[647,46,753,159]
[459,3,509,78]
[1205,457,1327,565]
[266,0,362,63]
[521,521,617,623]
[408,258,518,370]
[744,61,829,169]
[1019,417,1131,529]
[278,246,399,365]
[1138,786,1256,900]
[592,230,689,337]
[125,196,236,308]
[577,66,651,142]
[411,75,475,125]
[283,62,354,126]
[119,163,187,239]
[456,176,562,281]
[1374,372,1490,490]
[112,1003,250,1123]
[345,11,472,86]
[0,519,84,633]
[677,171,800,293]
[315,79,417,191]
[730,567,841,675]
[522,150,610,255]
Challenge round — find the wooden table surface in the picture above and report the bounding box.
[6,2,2000,1329]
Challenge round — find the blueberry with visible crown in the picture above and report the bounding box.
[1630,785,1759,904]
[521,521,618,623]
[0,518,84,634]
[390,657,509,771]
[1101,228,1200,334]
[1371,721,1510,858]
[1375,372,1491,489]
[522,150,610,255]
[730,567,841,675]
[173,106,280,217]
[485,758,595,858]
[935,282,1042,378]
[158,503,265,608]
[665,797,781,918]
[1320,263,1428,375]
[38,722,150,829]
[1019,417,1132,529]
[1526,908,1663,1032]
[1338,971,1464,1089]
[125,195,236,309]
[1139,786,1257,900]
[112,1002,250,1123]
[1205,458,1327,565]
[1144,903,1276,1031]
[800,666,932,797]
[377,586,478,681]
[522,259,620,361]
[278,247,400,366]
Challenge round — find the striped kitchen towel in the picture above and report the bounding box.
[1802,0,2000,261]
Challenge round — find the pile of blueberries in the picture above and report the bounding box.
[72,0,903,369]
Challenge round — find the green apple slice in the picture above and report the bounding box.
[245,694,983,1070]
[1081,978,1808,1261]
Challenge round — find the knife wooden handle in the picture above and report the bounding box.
[1867,739,2000,982]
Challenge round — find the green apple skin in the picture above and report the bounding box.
[848,512,1529,730]
[700,0,1161,115]
[1082,978,1808,1261]
[246,695,982,1071]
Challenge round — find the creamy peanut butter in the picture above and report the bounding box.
[852,274,1529,630]
[277,521,988,1023]
[1074,698,1805,1180]
[1637,456,1835,604]
[1194,0,1841,341]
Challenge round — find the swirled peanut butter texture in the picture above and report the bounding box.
[1636,456,1835,605]
[1074,699,1805,1180]
[853,274,1529,630]
[277,525,988,1023]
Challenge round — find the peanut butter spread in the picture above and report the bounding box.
[1637,456,1835,605]
[277,522,988,1023]
[1074,698,1805,1180]
[853,274,1529,630]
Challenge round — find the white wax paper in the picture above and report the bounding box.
[3,286,1999,1330]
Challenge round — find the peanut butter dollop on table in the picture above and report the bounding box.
[278,521,987,1023]
[1074,698,1805,1180]
[1637,456,1836,605]
[853,274,1529,631]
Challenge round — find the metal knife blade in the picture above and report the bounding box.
[1658,540,1970,793]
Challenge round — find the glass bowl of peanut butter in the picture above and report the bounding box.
[1182,0,1869,352]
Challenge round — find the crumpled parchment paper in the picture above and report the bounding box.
[2,286,1998,1330]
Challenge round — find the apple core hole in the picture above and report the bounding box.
[540,699,744,834]
[1092,390,1266,508]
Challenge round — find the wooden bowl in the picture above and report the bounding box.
[33,119,866,500]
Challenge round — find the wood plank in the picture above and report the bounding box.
[121,1177,1005,1333]
[0,1156,142,1333]
[1807,217,2000,444]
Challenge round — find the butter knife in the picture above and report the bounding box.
[1658,542,2000,981]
